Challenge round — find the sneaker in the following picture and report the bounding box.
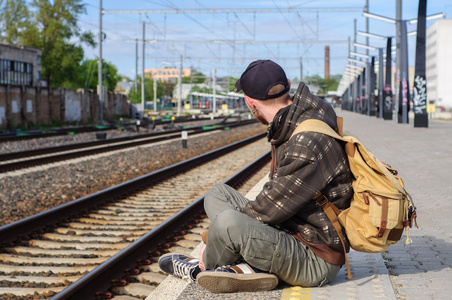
[158,253,201,282]
[196,262,279,293]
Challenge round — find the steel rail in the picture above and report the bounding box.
[0,119,255,161]
[0,127,195,161]
[0,115,234,142]
[0,131,266,245]
[0,119,257,173]
[52,151,271,300]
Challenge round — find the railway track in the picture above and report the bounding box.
[0,133,271,299]
[0,115,235,143]
[0,119,257,173]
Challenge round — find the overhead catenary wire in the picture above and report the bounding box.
[95,3,364,80]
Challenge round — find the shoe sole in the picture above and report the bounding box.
[197,272,278,293]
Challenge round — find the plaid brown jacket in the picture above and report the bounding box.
[241,82,353,257]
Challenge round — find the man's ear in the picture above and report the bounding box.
[245,95,257,109]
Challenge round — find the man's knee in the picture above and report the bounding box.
[208,209,244,241]
[204,183,228,205]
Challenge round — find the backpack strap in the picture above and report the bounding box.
[290,118,346,141]
[314,193,353,280]
[290,118,353,279]
[291,118,358,157]
[337,116,344,137]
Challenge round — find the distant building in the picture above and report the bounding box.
[145,67,193,83]
[114,79,134,95]
[426,19,452,108]
[0,42,43,86]
[173,83,224,101]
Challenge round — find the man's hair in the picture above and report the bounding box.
[268,84,291,103]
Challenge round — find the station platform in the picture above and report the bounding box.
[148,110,452,299]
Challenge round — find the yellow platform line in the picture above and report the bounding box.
[281,286,311,300]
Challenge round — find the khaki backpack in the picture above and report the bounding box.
[291,118,418,279]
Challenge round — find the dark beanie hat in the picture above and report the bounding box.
[234,60,289,100]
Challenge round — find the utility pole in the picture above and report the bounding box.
[153,77,157,112]
[384,37,394,120]
[190,73,194,109]
[141,22,145,115]
[348,36,351,59]
[212,68,216,114]
[365,0,369,61]
[354,19,357,55]
[413,0,428,127]
[395,0,401,123]
[177,55,182,116]
[299,57,303,82]
[348,36,351,111]
[135,39,138,94]
[98,0,103,123]
[395,0,409,124]
[353,19,357,112]
[378,47,384,118]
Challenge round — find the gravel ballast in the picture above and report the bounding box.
[0,123,267,226]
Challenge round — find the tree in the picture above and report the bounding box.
[129,76,166,104]
[182,72,206,84]
[191,85,213,95]
[73,58,121,92]
[303,74,340,93]
[0,0,30,44]
[226,76,238,92]
[20,0,95,87]
[326,74,342,92]
[160,81,176,99]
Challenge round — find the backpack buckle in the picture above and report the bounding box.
[315,194,329,208]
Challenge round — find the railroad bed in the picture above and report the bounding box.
[0,117,250,155]
[0,134,271,299]
[0,119,257,174]
[0,115,235,145]
[0,122,265,226]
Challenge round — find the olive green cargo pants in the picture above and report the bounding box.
[202,183,341,287]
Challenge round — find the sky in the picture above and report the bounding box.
[80,0,452,82]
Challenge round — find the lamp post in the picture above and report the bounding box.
[412,0,428,128]
[378,47,384,118]
[357,31,392,120]
[383,37,394,120]
[350,44,375,116]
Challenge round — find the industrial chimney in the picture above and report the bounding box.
[325,45,330,79]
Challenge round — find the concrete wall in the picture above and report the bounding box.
[0,84,131,130]
[0,86,6,127]
[426,19,452,109]
[38,87,50,125]
[65,89,81,122]
[23,86,37,126]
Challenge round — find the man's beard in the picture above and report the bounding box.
[254,110,268,125]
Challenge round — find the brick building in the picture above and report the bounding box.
[0,42,43,87]
[145,67,193,83]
